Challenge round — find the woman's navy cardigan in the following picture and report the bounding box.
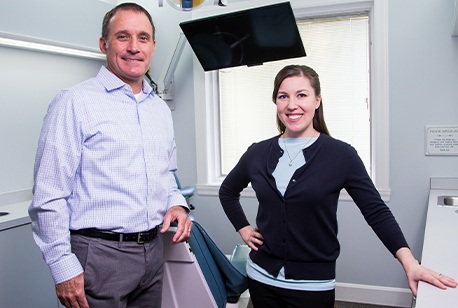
[219,133,408,280]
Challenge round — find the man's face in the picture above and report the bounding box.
[99,9,156,91]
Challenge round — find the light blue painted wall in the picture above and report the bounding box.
[0,0,110,49]
[1,0,457,291]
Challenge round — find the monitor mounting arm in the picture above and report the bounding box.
[155,33,187,109]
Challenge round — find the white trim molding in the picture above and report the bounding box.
[370,0,391,201]
[453,0,458,36]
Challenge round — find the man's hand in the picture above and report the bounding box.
[56,273,89,308]
[160,205,192,243]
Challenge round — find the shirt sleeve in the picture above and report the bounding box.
[219,144,253,232]
[28,90,84,284]
[166,137,188,211]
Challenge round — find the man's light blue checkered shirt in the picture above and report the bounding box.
[29,66,187,284]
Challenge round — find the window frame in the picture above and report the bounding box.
[192,0,390,201]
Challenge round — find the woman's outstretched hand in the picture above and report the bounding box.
[396,247,457,297]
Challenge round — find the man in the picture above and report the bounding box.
[28,3,192,308]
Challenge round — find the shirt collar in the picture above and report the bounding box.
[97,66,155,97]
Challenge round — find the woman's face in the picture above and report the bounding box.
[276,75,321,138]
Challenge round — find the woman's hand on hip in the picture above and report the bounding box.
[239,226,264,251]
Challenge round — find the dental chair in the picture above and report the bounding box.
[162,174,249,308]
[162,222,249,308]
[174,172,195,210]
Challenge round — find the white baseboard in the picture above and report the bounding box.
[336,282,414,307]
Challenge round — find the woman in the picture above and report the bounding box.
[219,65,456,307]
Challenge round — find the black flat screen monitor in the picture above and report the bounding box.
[179,2,306,71]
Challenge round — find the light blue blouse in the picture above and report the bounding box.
[247,137,336,291]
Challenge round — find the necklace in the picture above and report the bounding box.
[282,135,316,167]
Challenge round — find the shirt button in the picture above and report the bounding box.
[292,179,296,183]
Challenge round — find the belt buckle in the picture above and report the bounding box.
[137,232,146,244]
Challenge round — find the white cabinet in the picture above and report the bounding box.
[0,223,59,307]
[415,178,458,307]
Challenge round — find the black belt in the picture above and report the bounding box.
[70,226,159,244]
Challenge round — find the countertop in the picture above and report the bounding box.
[415,183,458,307]
[0,200,31,231]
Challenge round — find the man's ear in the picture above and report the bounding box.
[99,37,107,54]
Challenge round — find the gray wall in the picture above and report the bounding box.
[0,0,109,49]
[1,0,457,292]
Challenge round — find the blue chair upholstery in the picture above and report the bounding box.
[187,221,248,307]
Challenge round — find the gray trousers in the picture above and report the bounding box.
[71,233,164,308]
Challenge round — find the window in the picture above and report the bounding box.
[192,0,391,201]
[219,15,370,176]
